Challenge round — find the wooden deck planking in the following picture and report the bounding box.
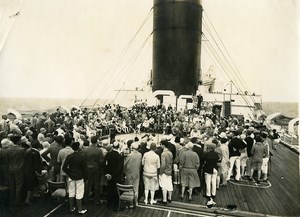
[235,184,250,212]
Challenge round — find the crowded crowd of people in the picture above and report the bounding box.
[0,102,277,213]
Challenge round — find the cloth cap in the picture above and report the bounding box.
[26,130,33,136]
[1,139,11,148]
[21,136,28,143]
[186,142,194,149]
[219,132,227,139]
[179,138,185,144]
[102,139,109,146]
[131,142,139,150]
[42,141,50,148]
[113,141,119,148]
[40,128,46,133]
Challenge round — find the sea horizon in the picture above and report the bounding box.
[0,97,298,118]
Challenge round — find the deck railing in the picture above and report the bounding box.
[281,133,299,153]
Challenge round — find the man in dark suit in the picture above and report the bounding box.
[23,140,42,205]
[7,136,26,206]
[104,142,124,211]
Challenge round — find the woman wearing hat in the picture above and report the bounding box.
[124,142,142,206]
[179,142,200,201]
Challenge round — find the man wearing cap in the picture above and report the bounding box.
[124,142,142,206]
[0,139,11,186]
[57,134,74,191]
[261,132,271,181]
[245,130,255,176]
[44,116,55,134]
[9,120,22,136]
[218,137,230,186]
[63,142,87,214]
[158,141,173,205]
[23,140,42,205]
[203,143,219,203]
[42,135,63,181]
[0,115,10,137]
[227,131,246,181]
[82,136,104,205]
[98,138,109,195]
[38,128,47,146]
[249,136,268,183]
[104,141,124,211]
[7,136,26,206]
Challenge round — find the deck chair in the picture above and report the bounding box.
[116,183,136,212]
[47,181,67,201]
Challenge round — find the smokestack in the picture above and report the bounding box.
[152,0,203,96]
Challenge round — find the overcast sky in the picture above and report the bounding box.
[0,0,299,102]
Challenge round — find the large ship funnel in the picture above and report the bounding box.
[152,0,203,97]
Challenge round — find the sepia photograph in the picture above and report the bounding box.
[0,0,299,216]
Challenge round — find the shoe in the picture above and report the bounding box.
[150,200,157,205]
[158,200,167,205]
[179,196,183,200]
[249,177,255,182]
[257,180,261,184]
[69,207,75,213]
[167,199,172,203]
[144,199,148,204]
[78,209,87,214]
[188,197,192,201]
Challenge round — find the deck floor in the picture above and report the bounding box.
[1,136,299,217]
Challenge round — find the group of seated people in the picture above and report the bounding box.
[0,103,278,213]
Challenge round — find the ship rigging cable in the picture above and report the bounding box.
[202,19,255,111]
[202,33,254,112]
[203,11,258,104]
[202,19,253,106]
[203,12,256,104]
[80,7,153,107]
[104,32,153,107]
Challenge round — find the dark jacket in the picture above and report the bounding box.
[228,137,246,157]
[82,145,104,170]
[104,150,124,182]
[7,145,26,174]
[203,150,219,174]
[63,151,87,180]
[245,136,254,157]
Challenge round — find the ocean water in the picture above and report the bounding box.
[263,102,298,118]
[0,97,298,118]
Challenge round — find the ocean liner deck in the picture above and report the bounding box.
[1,134,299,217]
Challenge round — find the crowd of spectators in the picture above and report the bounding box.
[0,103,277,213]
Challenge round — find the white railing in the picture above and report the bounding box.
[281,133,299,153]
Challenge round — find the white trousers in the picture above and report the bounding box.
[205,168,218,197]
[227,156,240,181]
[261,157,269,174]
